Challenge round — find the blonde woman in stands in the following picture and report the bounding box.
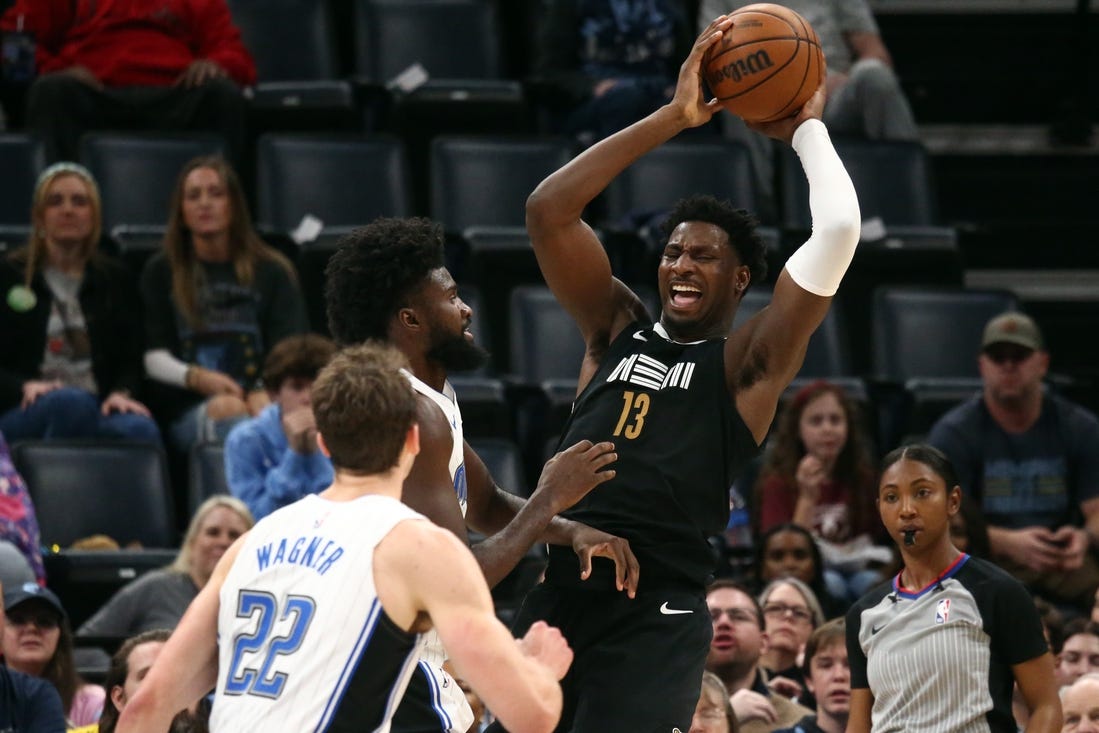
[0,162,159,444]
[77,496,253,640]
[140,155,307,452]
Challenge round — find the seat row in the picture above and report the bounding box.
[0,129,948,236]
[11,434,531,629]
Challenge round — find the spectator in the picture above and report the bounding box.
[928,311,1099,608]
[705,579,812,733]
[0,162,159,445]
[534,0,693,144]
[1061,673,1099,732]
[0,0,255,163]
[96,629,210,733]
[697,0,918,219]
[0,578,67,733]
[0,431,45,584]
[140,156,307,453]
[77,496,253,639]
[774,619,850,733]
[754,380,887,603]
[0,582,104,726]
[753,523,848,621]
[694,670,740,733]
[758,577,824,703]
[950,492,991,559]
[1058,620,1099,689]
[224,333,336,520]
[847,444,1060,733]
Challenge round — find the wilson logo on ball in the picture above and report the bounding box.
[708,50,775,84]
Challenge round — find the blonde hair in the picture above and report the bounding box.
[169,496,254,576]
[19,162,103,286]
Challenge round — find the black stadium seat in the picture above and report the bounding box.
[79,133,227,233]
[871,287,1019,383]
[430,136,575,234]
[0,133,45,233]
[255,134,412,235]
[11,440,176,549]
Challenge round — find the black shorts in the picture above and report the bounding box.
[490,584,712,733]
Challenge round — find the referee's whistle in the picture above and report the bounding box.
[903,530,916,546]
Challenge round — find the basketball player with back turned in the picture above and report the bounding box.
[492,15,862,732]
[115,343,575,733]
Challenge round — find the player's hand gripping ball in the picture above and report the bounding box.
[703,3,826,123]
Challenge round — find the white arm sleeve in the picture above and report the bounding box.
[144,349,190,387]
[783,119,862,297]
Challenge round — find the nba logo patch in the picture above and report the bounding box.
[935,598,951,624]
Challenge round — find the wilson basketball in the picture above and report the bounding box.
[703,3,826,123]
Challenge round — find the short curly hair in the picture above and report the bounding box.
[324,217,446,345]
[661,195,768,286]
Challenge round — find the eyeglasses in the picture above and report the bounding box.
[709,607,759,625]
[762,602,813,623]
[5,610,60,629]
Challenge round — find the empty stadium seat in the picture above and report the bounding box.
[871,287,1020,383]
[79,133,227,233]
[0,134,45,231]
[227,0,358,131]
[431,136,575,234]
[11,440,176,548]
[255,134,412,234]
[602,138,758,226]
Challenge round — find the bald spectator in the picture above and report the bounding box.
[1061,673,1099,732]
[0,0,255,163]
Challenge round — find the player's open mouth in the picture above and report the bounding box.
[669,283,702,308]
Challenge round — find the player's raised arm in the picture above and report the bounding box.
[527,16,733,352]
[376,520,570,733]
[727,88,861,442]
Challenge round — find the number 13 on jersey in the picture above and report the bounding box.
[613,390,650,439]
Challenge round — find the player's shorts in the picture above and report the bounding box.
[491,583,712,733]
[391,659,475,733]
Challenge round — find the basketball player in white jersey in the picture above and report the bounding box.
[324,218,639,731]
[116,343,577,733]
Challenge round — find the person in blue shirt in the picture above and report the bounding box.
[224,333,336,520]
[0,579,66,733]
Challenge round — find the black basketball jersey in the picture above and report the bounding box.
[546,320,759,591]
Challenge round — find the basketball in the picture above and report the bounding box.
[703,3,826,123]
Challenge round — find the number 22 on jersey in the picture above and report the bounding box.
[225,590,316,699]
[613,390,650,439]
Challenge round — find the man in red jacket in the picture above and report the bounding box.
[0,0,256,162]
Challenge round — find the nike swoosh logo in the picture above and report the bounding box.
[633,330,648,341]
[659,602,693,615]
[871,624,885,634]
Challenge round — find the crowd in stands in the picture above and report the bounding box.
[0,1,1097,732]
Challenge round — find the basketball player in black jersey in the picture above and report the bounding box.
[325,218,641,732]
[491,15,862,732]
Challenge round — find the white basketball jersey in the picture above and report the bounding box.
[403,370,467,515]
[211,494,427,733]
[399,370,474,733]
